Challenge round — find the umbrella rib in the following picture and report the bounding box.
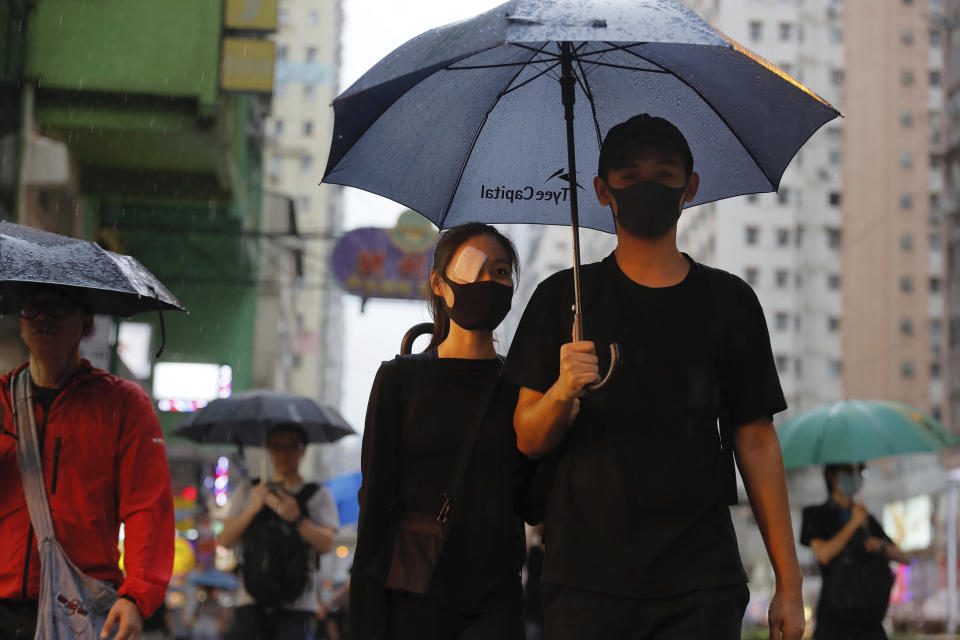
[611,43,778,189]
[437,43,549,228]
[499,61,563,97]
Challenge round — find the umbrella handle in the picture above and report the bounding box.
[587,343,620,392]
[400,322,434,355]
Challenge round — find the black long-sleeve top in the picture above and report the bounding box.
[350,351,528,638]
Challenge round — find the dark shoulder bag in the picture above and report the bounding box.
[383,360,501,595]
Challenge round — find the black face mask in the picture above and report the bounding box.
[607,180,687,239]
[440,275,513,331]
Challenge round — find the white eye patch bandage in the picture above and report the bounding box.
[449,246,488,283]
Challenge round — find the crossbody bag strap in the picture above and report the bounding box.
[436,371,501,525]
[12,368,57,543]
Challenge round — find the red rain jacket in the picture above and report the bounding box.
[0,361,174,616]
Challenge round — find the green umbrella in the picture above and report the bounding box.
[777,400,958,469]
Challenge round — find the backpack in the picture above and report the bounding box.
[241,480,320,606]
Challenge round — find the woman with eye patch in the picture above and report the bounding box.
[350,223,533,640]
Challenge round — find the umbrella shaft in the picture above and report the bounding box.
[560,42,585,341]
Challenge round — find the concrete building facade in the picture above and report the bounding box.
[842,0,947,423]
[681,0,846,422]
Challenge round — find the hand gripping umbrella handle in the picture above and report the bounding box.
[587,343,620,392]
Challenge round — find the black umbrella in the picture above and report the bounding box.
[174,390,356,446]
[0,220,184,317]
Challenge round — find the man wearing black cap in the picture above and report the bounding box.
[503,115,804,639]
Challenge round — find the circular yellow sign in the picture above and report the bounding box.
[172,537,197,576]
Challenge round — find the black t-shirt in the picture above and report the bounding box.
[800,502,891,579]
[502,253,786,598]
[369,352,526,613]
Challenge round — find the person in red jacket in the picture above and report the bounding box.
[0,286,175,640]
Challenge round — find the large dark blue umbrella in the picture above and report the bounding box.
[322,0,840,353]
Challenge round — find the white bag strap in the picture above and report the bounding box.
[13,368,57,543]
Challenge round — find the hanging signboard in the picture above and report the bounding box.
[331,211,438,303]
[221,38,276,93]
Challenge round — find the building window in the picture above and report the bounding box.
[300,155,313,172]
[308,10,320,24]
[900,153,914,168]
[303,121,314,136]
[779,23,792,41]
[900,234,914,250]
[827,228,842,249]
[829,192,841,206]
[775,312,789,331]
[931,71,942,87]
[795,315,803,331]
[901,362,915,378]
[795,273,804,290]
[932,319,943,342]
[775,270,790,289]
[795,358,803,378]
[830,28,843,44]
[278,7,290,25]
[930,276,942,293]
[745,226,760,246]
[828,316,840,332]
[902,30,915,45]
[901,70,915,86]
[776,228,790,247]
[933,406,943,420]
[277,45,288,61]
[750,21,763,41]
[306,47,318,62]
[304,84,315,99]
[745,268,760,287]
[900,275,914,292]
[274,81,287,98]
[270,157,283,176]
[775,355,789,374]
[299,197,311,212]
[828,273,841,290]
[900,193,914,209]
[931,30,943,48]
[932,362,942,379]
[901,111,914,127]
[778,188,790,205]
[828,149,842,166]
[901,318,914,335]
[830,360,843,377]
[274,120,284,135]
[832,69,845,85]
[795,225,804,248]
[931,234,942,251]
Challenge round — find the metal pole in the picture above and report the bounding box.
[949,478,958,633]
[559,42,585,341]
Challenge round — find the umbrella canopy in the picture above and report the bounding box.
[777,400,958,470]
[188,568,239,591]
[0,220,184,317]
[323,0,840,234]
[174,390,355,446]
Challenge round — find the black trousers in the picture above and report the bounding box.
[0,599,38,640]
[384,590,524,640]
[227,605,317,640]
[542,582,749,640]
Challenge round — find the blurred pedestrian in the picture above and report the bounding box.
[0,285,175,640]
[351,223,531,640]
[801,463,910,639]
[219,423,340,640]
[506,114,805,639]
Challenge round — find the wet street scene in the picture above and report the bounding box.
[3,0,960,639]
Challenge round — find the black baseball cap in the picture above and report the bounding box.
[597,114,694,179]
